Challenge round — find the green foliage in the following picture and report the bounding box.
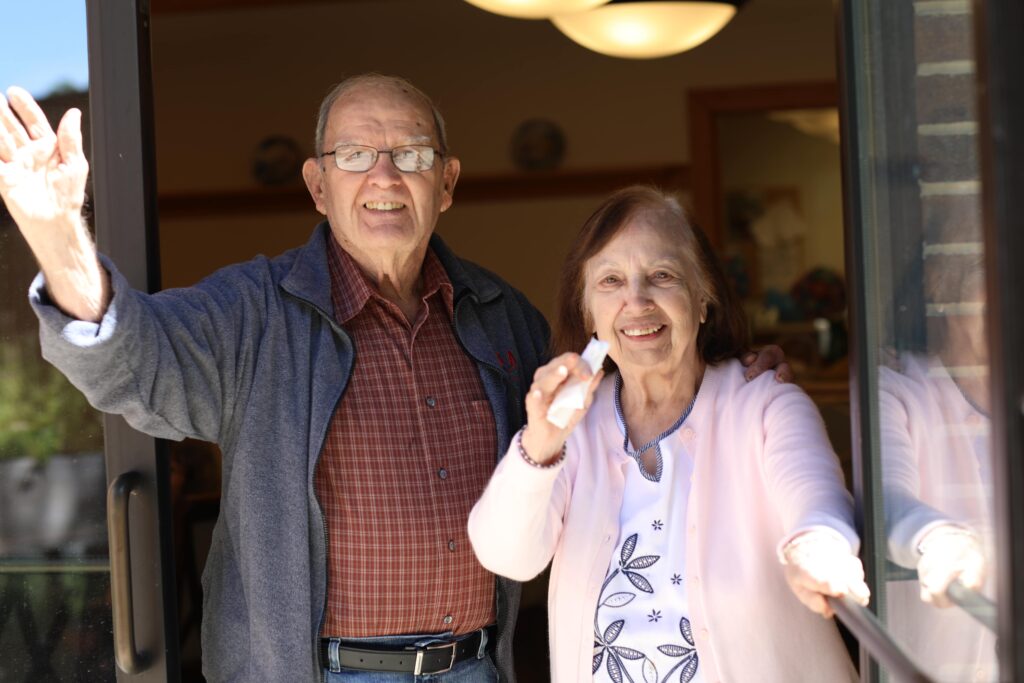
[0,337,102,460]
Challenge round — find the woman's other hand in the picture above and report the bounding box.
[916,524,986,608]
[520,352,603,465]
[781,530,871,618]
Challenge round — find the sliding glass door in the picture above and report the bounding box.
[840,0,1023,680]
[0,2,176,681]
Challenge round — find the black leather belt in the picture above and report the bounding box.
[321,626,495,675]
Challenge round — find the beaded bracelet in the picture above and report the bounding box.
[516,428,566,469]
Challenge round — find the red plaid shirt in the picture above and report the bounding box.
[315,237,498,637]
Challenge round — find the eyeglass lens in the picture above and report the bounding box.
[332,145,436,173]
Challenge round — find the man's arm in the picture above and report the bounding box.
[0,86,109,322]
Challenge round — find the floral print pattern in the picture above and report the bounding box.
[593,533,700,683]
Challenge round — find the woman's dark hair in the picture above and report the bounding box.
[551,185,749,372]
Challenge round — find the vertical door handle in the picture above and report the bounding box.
[108,471,148,674]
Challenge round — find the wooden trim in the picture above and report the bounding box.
[688,82,838,248]
[157,165,690,219]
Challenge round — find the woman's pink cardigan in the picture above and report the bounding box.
[469,359,859,683]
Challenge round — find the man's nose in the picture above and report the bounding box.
[367,152,402,185]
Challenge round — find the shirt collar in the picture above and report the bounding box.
[326,236,454,324]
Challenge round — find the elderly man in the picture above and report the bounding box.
[0,74,784,682]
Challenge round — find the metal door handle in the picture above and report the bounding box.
[108,471,148,674]
[946,580,998,633]
[828,595,933,682]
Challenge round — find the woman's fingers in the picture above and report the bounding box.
[917,525,986,607]
[782,532,870,616]
[784,567,833,617]
[530,353,589,397]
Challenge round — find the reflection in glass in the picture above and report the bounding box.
[0,3,114,679]
[880,255,996,681]
[863,3,997,681]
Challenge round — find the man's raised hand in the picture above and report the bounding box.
[0,87,108,322]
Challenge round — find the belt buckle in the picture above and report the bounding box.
[414,641,457,675]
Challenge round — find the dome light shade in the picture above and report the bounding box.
[552,1,741,59]
[463,0,611,20]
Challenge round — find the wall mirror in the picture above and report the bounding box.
[689,83,851,470]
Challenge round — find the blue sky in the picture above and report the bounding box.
[0,1,89,98]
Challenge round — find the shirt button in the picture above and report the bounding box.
[692,576,700,584]
[701,627,710,637]
[425,396,437,408]
[448,540,457,551]
[443,615,453,625]
[438,468,448,480]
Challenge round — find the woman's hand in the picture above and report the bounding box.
[916,524,986,607]
[520,352,603,465]
[781,530,870,618]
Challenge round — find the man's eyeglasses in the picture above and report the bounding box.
[319,145,442,173]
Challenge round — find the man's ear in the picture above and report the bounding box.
[302,158,328,215]
[439,156,461,213]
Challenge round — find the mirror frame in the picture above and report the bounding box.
[688,82,839,249]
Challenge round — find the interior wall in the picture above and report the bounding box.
[151,0,839,320]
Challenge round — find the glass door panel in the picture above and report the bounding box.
[0,4,114,682]
[2,2,173,681]
[841,1,999,680]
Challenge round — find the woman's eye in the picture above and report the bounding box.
[653,271,672,281]
[600,275,619,285]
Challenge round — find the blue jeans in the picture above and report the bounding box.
[322,632,498,682]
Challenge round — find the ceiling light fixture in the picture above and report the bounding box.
[551,0,745,59]
[463,0,611,20]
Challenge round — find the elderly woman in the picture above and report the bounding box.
[468,186,868,682]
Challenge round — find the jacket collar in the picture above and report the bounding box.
[428,232,502,304]
[281,222,501,317]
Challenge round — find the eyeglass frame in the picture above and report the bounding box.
[318,144,445,173]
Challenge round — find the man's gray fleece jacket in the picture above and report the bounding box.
[30,223,550,682]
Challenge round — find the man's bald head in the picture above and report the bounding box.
[313,74,448,157]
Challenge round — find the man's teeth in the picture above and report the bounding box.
[364,201,405,211]
[622,326,663,337]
